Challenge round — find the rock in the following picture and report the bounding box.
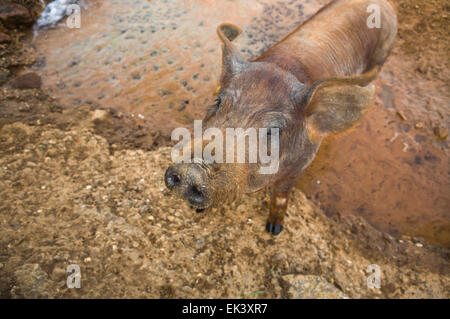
[0,68,9,85]
[0,3,32,29]
[139,204,150,214]
[91,109,108,121]
[281,275,348,299]
[11,72,42,89]
[434,126,448,140]
[396,111,407,121]
[0,31,11,43]
[51,266,66,280]
[10,264,53,298]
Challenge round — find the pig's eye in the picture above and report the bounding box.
[203,97,222,122]
[214,96,222,107]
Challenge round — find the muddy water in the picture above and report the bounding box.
[33,0,449,247]
[33,0,320,135]
[296,97,449,247]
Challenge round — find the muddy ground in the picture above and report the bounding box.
[0,0,449,298]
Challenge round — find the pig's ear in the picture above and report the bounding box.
[217,23,246,85]
[299,66,379,140]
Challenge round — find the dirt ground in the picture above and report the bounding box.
[0,0,449,298]
[0,122,449,298]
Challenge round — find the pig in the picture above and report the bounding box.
[165,0,397,235]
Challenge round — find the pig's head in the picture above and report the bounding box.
[165,24,377,210]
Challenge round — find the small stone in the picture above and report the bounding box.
[0,68,9,85]
[397,111,407,121]
[139,205,150,214]
[415,243,423,248]
[84,257,92,263]
[91,109,108,121]
[272,252,286,264]
[282,275,348,299]
[11,264,51,298]
[0,3,32,28]
[415,122,424,129]
[11,72,42,89]
[434,127,448,140]
[196,239,204,247]
[52,266,66,278]
[0,31,11,43]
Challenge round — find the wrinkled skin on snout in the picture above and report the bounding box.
[165,0,397,235]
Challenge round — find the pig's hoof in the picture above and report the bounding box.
[266,222,283,235]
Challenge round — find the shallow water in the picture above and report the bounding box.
[33,0,449,247]
[34,0,320,135]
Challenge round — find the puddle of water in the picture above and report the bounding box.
[33,0,449,247]
[33,0,319,135]
[296,97,450,247]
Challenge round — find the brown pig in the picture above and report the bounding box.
[165,0,397,235]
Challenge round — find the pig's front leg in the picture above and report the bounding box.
[266,178,295,235]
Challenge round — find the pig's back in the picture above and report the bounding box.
[255,0,397,83]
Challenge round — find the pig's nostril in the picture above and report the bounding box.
[187,184,206,206]
[165,167,181,190]
[168,174,180,187]
[191,185,203,197]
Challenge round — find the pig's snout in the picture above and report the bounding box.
[164,164,211,208]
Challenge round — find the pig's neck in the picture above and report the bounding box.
[254,0,384,84]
